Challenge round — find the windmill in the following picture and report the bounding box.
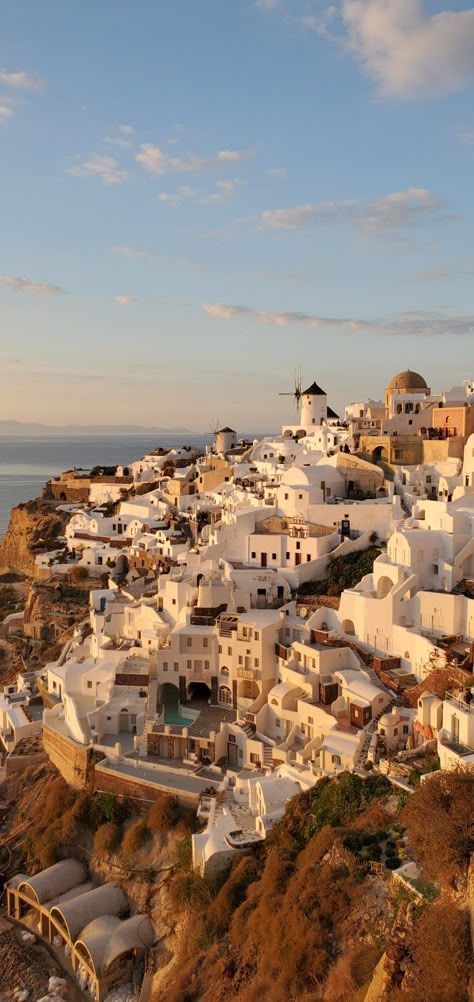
[279,366,303,413]
[209,417,220,453]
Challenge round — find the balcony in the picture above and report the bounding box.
[237,667,256,680]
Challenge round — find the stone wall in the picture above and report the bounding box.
[115,673,149,687]
[43,723,92,789]
[94,763,199,806]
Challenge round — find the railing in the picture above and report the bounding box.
[445,690,474,714]
[237,667,256,680]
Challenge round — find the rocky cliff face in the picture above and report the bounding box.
[0,499,68,576]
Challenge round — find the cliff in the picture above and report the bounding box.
[0,499,68,576]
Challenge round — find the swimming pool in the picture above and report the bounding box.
[163,691,193,727]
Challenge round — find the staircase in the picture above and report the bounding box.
[262,745,273,770]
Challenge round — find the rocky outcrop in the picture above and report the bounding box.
[0,499,68,576]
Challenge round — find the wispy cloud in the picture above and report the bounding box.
[341,0,474,99]
[0,275,63,296]
[261,187,447,236]
[0,104,14,122]
[104,135,133,149]
[113,246,156,260]
[120,124,134,134]
[0,70,45,91]
[203,303,252,320]
[265,167,288,180]
[201,178,241,204]
[69,154,128,185]
[114,295,139,305]
[136,143,248,176]
[203,301,474,336]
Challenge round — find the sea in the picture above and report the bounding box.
[0,434,211,539]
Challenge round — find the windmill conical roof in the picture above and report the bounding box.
[302,381,326,396]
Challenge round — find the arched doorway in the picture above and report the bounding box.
[219,685,232,705]
[372,445,388,464]
[342,619,355,636]
[187,681,211,703]
[160,682,180,718]
[376,576,393,599]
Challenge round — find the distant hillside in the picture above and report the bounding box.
[0,420,193,436]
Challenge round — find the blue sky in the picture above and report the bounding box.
[1,0,474,431]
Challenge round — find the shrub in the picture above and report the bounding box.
[94,822,121,856]
[407,901,472,1002]
[384,856,401,870]
[70,565,89,582]
[402,769,474,888]
[122,818,150,858]
[92,792,129,827]
[148,796,180,833]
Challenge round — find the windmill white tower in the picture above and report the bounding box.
[300,380,328,427]
[209,418,236,455]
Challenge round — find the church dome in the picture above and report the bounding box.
[387,369,428,391]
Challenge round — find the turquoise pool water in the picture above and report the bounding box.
[163,691,193,727]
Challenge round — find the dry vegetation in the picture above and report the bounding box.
[152,770,474,1002]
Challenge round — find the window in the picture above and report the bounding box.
[380,728,385,736]
[238,656,243,665]
[163,662,168,671]
[250,752,260,763]
[403,725,409,734]
[227,646,232,656]
[307,554,311,562]
[272,553,277,560]
[107,715,111,721]
[275,719,280,727]
[221,666,229,676]
[187,637,192,647]
[204,660,209,670]
[203,638,208,648]
[251,551,256,559]
[87,680,92,689]
[286,551,290,559]
[331,754,341,765]
[172,598,176,606]
[254,658,259,668]
[174,662,179,671]
[298,493,303,500]
[284,493,289,500]
[254,631,259,641]
[296,541,300,550]
[186,659,192,669]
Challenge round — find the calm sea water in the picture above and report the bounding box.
[0,434,210,538]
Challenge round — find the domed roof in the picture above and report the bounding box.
[387,369,428,391]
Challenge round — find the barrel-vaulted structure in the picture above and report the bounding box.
[6,860,155,1002]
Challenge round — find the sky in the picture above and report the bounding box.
[1,0,474,432]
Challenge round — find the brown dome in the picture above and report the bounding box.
[387,369,428,391]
